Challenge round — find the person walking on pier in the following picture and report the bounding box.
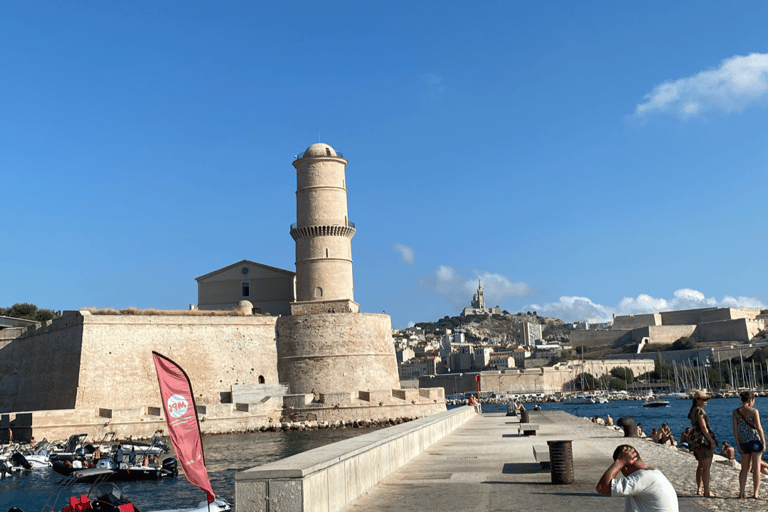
[596,444,678,512]
[732,390,765,499]
[687,390,717,497]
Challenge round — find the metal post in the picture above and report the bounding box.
[547,440,575,484]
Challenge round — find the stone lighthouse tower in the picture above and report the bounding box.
[289,142,358,315]
[276,142,401,396]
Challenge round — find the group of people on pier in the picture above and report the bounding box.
[597,389,766,511]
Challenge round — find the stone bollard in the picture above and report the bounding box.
[617,417,637,438]
[520,409,530,424]
[547,440,575,484]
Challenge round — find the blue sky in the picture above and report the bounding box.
[1,2,766,329]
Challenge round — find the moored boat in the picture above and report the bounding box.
[642,397,670,408]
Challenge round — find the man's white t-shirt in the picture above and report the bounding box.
[611,469,679,512]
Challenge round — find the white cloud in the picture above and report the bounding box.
[393,243,414,264]
[632,52,768,120]
[420,266,530,309]
[423,73,447,96]
[528,289,766,323]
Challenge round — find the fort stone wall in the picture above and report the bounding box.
[659,308,716,325]
[612,313,661,329]
[277,313,400,396]
[639,325,697,345]
[694,318,755,342]
[0,312,84,413]
[570,329,631,347]
[0,311,279,413]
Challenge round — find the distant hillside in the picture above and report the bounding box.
[414,312,570,345]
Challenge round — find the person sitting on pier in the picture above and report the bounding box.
[596,445,679,512]
[636,423,646,438]
[679,427,691,449]
[606,414,614,426]
[720,442,735,460]
[660,424,676,446]
[468,395,481,413]
[651,428,661,442]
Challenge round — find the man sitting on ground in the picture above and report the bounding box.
[720,442,735,460]
[596,444,679,512]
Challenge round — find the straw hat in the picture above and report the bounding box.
[693,390,711,400]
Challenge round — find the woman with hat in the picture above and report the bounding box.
[688,390,717,497]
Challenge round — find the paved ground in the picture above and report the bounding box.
[344,410,711,512]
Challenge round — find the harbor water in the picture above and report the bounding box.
[4,397,767,510]
[483,396,768,462]
[0,427,382,511]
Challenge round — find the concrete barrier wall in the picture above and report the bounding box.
[235,405,476,512]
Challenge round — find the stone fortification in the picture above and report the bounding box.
[571,358,655,379]
[570,329,632,347]
[612,313,661,330]
[580,307,767,349]
[637,324,696,345]
[277,312,400,396]
[420,359,654,396]
[421,367,575,396]
[0,310,279,414]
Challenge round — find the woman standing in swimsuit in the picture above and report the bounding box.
[733,391,766,499]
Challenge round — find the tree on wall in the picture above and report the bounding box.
[0,303,61,322]
[669,337,697,351]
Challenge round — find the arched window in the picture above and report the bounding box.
[315,287,323,298]
[258,375,265,384]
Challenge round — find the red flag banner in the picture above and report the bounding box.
[152,351,215,503]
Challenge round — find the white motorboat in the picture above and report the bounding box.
[642,397,670,408]
[562,395,597,404]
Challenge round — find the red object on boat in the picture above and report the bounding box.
[152,352,215,503]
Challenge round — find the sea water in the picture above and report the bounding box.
[483,396,768,462]
[4,397,765,510]
[0,427,382,511]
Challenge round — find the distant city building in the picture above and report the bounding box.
[488,355,515,369]
[396,347,415,364]
[398,356,440,379]
[522,322,543,346]
[474,347,492,368]
[439,328,466,360]
[462,280,502,316]
[447,343,474,372]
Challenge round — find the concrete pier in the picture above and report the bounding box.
[345,410,721,512]
[237,408,727,511]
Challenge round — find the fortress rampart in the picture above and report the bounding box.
[277,312,400,395]
[0,310,279,414]
[577,307,768,349]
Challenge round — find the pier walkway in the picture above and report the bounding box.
[343,410,712,512]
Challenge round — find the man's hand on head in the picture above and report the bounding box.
[616,446,637,467]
